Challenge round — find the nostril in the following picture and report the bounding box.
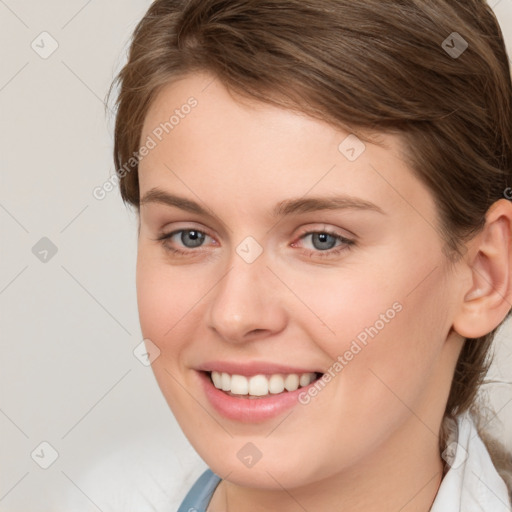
[246,328,269,338]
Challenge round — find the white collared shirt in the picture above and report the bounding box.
[431,411,511,511]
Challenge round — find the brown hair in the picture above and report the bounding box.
[108,0,512,490]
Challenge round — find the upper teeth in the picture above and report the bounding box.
[210,371,317,396]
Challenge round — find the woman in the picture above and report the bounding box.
[109,0,512,510]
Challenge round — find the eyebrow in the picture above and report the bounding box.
[140,187,385,218]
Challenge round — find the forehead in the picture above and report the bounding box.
[138,72,435,226]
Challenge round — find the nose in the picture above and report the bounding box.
[206,250,288,343]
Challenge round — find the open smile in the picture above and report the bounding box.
[197,369,325,422]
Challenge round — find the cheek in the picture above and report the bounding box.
[288,246,450,410]
[135,248,205,416]
[136,247,201,353]
[290,240,445,356]
[275,255,401,356]
[328,262,450,420]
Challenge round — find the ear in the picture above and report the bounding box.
[452,198,512,339]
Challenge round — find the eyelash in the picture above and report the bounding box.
[291,229,355,259]
[154,228,355,260]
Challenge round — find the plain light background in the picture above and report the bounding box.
[0,1,511,511]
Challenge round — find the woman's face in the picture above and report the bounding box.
[136,72,464,489]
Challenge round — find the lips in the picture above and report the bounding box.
[195,361,325,422]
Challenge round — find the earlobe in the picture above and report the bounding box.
[452,199,512,339]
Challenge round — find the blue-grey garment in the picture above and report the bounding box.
[177,469,222,512]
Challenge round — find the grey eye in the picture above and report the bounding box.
[180,230,206,248]
[310,233,338,251]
